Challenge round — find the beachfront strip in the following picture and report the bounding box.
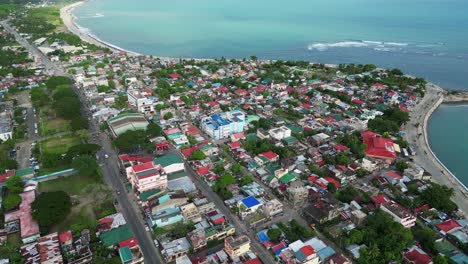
[1,3,468,264]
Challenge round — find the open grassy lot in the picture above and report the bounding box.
[39,172,116,233]
[40,118,71,136]
[0,4,16,17]
[41,134,81,154]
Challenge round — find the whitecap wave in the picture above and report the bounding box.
[92,13,104,18]
[307,40,410,51]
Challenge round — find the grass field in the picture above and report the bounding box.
[41,134,81,154]
[39,173,98,195]
[40,118,71,136]
[39,172,116,233]
[0,4,16,17]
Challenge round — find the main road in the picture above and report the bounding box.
[1,20,164,264]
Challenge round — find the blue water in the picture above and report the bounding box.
[74,0,468,186]
[74,0,468,90]
[428,105,468,186]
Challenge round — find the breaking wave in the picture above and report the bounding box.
[307,40,409,51]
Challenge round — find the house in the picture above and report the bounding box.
[382,171,402,185]
[328,254,351,264]
[381,202,416,228]
[200,109,245,140]
[403,246,432,264]
[255,150,279,165]
[303,191,343,223]
[268,126,292,141]
[153,154,184,175]
[310,133,331,146]
[180,203,202,224]
[100,225,135,247]
[149,207,184,228]
[161,237,191,262]
[119,245,144,264]
[99,212,127,232]
[263,199,283,218]
[21,232,63,264]
[126,161,167,193]
[361,131,396,162]
[436,219,462,235]
[127,89,156,115]
[238,196,263,219]
[294,245,320,264]
[107,113,149,137]
[187,228,207,251]
[224,236,251,260]
[4,190,40,244]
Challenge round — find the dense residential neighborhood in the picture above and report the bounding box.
[1,3,468,264]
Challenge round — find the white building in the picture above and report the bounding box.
[381,202,416,228]
[268,126,292,141]
[127,89,156,115]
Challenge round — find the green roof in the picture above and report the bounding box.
[246,133,259,142]
[285,124,303,134]
[139,189,162,202]
[15,168,34,177]
[282,136,298,144]
[167,170,187,181]
[267,165,282,174]
[246,115,260,124]
[119,246,133,262]
[100,225,134,247]
[153,153,182,167]
[279,173,295,184]
[332,114,345,121]
[375,103,388,111]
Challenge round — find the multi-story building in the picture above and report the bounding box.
[224,235,251,260]
[200,109,245,140]
[263,199,283,218]
[161,237,191,262]
[180,203,202,223]
[107,113,149,137]
[0,102,13,142]
[268,126,292,141]
[381,202,416,228]
[287,181,308,207]
[127,89,157,115]
[126,161,167,193]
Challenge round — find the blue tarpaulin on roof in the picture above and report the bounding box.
[257,231,269,243]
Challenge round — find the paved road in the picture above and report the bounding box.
[403,83,468,214]
[1,20,163,263]
[169,147,276,264]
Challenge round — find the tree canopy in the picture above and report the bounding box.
[267,228,282,242]
[420,183,457,212]
[32,191,72,234]
[72,155,99,178]
[189,150,206,160]
[113,130,149,152]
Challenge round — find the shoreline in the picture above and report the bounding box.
[60,1,468,213]
[404,84,468,214]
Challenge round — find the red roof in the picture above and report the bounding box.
[362,131,396,159]
[260,150,278,160]
[0,170,15,184]
[300,245,315,256]
[229,141,241,149]
[59,231,72,243]
[371,194,391,206]
[384,171,402,180]
[324,177,341,188]
[132,162,155,173]
[436,219,461,233]
[197,167,210,175]
[244,258,262,264]
[414,204,431,214]
[169,73,180,79]
[234,89,248,95]
[334,144,348,152]
[232,132,245,139]
[271,242,287,253]
[404,246,432,264]
[118,237,139,249]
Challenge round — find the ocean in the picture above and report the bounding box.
[73,0,468,185]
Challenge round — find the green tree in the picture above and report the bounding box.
[231,163,242,175]
[6,175,24,193]
[113,130,148,152]
[420,183,457,212]
[239,175,254,186]
[412,225,437,254]
[189,150,206,160]
[395,161,408,172]
[267,228,282,242]
[163,112,173,120]
[327,182,337,193]
[32,191,72,234]
[72,155,99,178]
[146,123,162,137]
[432,255,448,264]
[3,193,22,211]
[336,154,351,165]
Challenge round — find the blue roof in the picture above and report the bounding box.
[274,247,286,256]
[451,253,468,264]
[318,246,336,260]
[242,196,261,208]
[257,230,269,243]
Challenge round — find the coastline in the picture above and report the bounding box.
[404,84,468,214]
[60,1,468,213]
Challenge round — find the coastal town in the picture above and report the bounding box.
[1,2,468,264]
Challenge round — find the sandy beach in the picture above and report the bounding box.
[60,1,139,55]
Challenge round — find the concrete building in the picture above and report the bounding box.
[180,203,202,224]
[0,102,12,142]
[224,235,251,260]
[381,202,416,228]
[126,161,167,193]
[161,237,191,262]
[263,198,283,218]
[268,126,292,141]
[238,196,263,219]
[153,154,185,175]
[287,181,308,207]
[200,109,245,140]
[127,89,156,115]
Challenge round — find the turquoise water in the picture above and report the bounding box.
[428,105,468,186]
[74,0,468,90]
[74,0,468,186]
